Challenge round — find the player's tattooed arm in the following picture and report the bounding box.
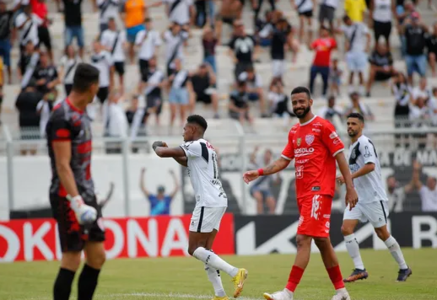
[263,157,290,175]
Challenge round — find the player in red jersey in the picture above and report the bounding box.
[243,86,358,300]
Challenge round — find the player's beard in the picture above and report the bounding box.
[348,129,358,137]
[293,106,310,119]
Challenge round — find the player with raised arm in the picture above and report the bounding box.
[243,86,358,300]
[337,113,412,283]
[46,63,106,300]
[152,115,248,300]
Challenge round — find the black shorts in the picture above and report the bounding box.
[38,26,52,51]
[146,94,163,115]
[299,10,313,18]
[114,61,125,75]
[97,86,109,103]
[373,20,392,43]
[375,71,393,81]
[318,4,335,23]
[139,59,149,82]
[50,194,105,252]
[196,93,212,104]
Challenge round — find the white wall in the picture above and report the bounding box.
[0,154,183,220]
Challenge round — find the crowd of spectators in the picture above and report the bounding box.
[0,0,435,153]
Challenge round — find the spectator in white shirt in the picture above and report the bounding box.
[36,89,61,138]
[59,45,81,95]
[268,78,294,120]
[94,0,120,32]
[135,18,162,83]
[125,95,147,153]
[344,91,374,121]
[163,23,189,76]
[148,0,194,26]
[412,161,437,212]
[91,39,114,104]
[317,95,343,124]
[168,58,192,129]
[411,77,430,104]
[103,90,128,154]
[100,17,127,94]
[238,66,266,117]
[293,0,314,43]
[15,5,41,58]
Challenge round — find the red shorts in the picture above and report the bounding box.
[297,194,332,238]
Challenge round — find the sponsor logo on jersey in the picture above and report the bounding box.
[325,221,330,229]
[305,134,315,146]
[329,132,339,139]
[313,122,323,127]
[294,147,315,157]
[312,128,321,132]
[311,186,320,191]
[296,159,309,164]
[297,138,301,146]
[323,214,331,219]
[363,146,372,158]
[351,149,356,159]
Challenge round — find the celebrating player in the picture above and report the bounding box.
[243,86,358,300]
[337,113,412,282]
[152,115,248,300]
[46,63,106,300]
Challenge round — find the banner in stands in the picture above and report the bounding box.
[234,213,437,255]
[0,214,235,262]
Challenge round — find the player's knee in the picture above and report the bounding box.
[375,227,390,241]
[341,224,354,236]
[61,252,82,272]
[87,250,106,269]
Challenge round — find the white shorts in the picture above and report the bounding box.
[343,201,389,228]
[346,51,367,72]
[189,206,227,233]
[272,59,285,78]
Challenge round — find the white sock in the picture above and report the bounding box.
[344,234,365,270]
[336,287,348,294]
[193,247,239,277]
[384,236,408,270]
[283,288,294,297]
[205,263,226,297]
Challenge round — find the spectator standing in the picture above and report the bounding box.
[202,26,218,73]
[59,45,81,95]
[95,0,120,33]
[253,0,275,24]
[386,175,414,213]
[318,0,338,32]
[59,0,84,58]
[344,0,367,23]
[267,78,294,120]
[366,42,395,96]
[103,91,128,153]
[317,95,343,123]
[149,0,194,26]
[229,81,254,125]
[163,23,189,76]
[228,20,259,80]
[140,168,179,216]
[0,2,14,84]
[125,95,147,152]
[15,5,40,58]
[391,72,411,146]
[401,12,428,85]
[31,0,52,61]
[135,18,162,81]
[121,0,147,64]
[238,66,266,116]
[18,40,39,89]
[91,40,114,104]
[32,51,60,95]
[249,147,279,214]
[15,81,41,155]
[140,56,165,126]
[191,63,219,118]
[293,0,313,43]
[101,17,127,94]
[329,58,342,96]
[369,0,395,48]
[168,58,191,128]
[411,77,430,104]
[344,91,374,121]
[412,161,437,211]
[308,26,337,97]
[426,22,437,77]
[338,15,371,95]
[36,89,61,138]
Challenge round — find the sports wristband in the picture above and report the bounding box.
[258,168,264,176]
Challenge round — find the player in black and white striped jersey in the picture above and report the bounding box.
[152,115,248,300]
[337,113,412,283]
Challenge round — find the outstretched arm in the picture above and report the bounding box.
[140,168,149,198]
[412,160,423,190]
[243,156,291,184]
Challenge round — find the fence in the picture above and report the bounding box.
[1,122,437,220]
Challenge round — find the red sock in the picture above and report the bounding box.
[327,265,345,290]
[285,265,305,292]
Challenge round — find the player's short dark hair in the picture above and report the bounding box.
[291,86,311,99]
[72,63,99,93]
[187,115,208,132]
[343,15,351,22]
[347,112,365,123]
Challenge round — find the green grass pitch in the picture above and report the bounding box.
[0,248,436,300]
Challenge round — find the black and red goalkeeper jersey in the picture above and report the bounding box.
[46,98,94,198]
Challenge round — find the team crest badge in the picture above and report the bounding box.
[297,138,301,146]
[305,134,315,146]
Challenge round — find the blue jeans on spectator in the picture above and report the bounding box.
[405,54,427,77]
[65,26,84,47]
[208,0,215,26]
[0,39,11,67]
[309,65,330,97]
[204,55,216,73]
